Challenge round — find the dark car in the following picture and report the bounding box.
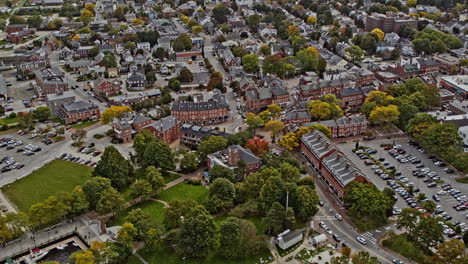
[88,143,95,148]
[433,195,440,202]
[428,182,437,188]
[6,146,14,150]
[332,234,341,242]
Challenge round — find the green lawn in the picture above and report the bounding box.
[71,120,99,129]
[163,171,182,184]
[108,200,166,227]
[383,234,427,263]
[2,159,93,211]
[349,215,389,232]
[157,183,208,204]
[0,117,19,124]
[138,245,273,264]
[456,177,468,184]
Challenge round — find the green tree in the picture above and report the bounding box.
[68,186,89,215]
[309,124,332,138]
[219,217,241,259]
[103,54,117,68]
[212,4,230,24]
[32,106,51,121]
[434,239,468,264]
[172,34,192,51]
[209,164,235,182]
[259,176,287,213]
[297,48,319,71]
[96,188,126,215]
[346,45,364,62]
[133,130,156,162]
[93,146,132,190]
[205,178,236,213]
[246,113,264,131]
[10,15,26,24]
[419,123,463,161]
[145,166,165,192]
[197,136,228,163]
[28,196,69,228]
[82,177,113,210]
[414,216,444,254]
[263,202,291,235]
[129,179,152,201]
[242,54,259,73]
[177,68,194,83]
[351,251,380,264]
[264,120,285,142]
[396,208,421,240]
[27,15,43,28]
[295,185,319,220]
[397,104,418,130]
[168,78,181,92]
[246,14,261,31]
[71,128,87,143]
[344,182,392,223]
[180,152,199,173]
[163,199,198,229]
[142,140,175,171]
[176,205,217,258]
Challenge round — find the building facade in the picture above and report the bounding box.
[58,101,101,124]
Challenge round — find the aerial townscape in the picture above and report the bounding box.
[2,0,468,263]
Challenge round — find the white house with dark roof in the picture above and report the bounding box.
[275,229,303,250]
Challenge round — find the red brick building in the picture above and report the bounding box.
[305,115,368,138]
[6,24,28,34]
[245,86,289,112]
[113,115,153,143]
[7,28,35,44]
[171,91,230,125]
[143,115,180,144]
[299,78,349,101]
[58,101,101,124]
[34,68,69,95]
[207,145,262,177]
[300,130,370,199]
[94,78,120,97]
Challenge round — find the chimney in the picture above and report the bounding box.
[228,147,240,166]
[325,142,330,148]
[335,153,341,160]
[345,163,350,169]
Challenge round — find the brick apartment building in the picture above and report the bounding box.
[300,130,370,199]
[181,124,230,148]
[94,78,120,97]
[207,145,262,177]
[175,50,203,62]
[143,115,180,144]
[304,115,369,138]
[113,115,180,145]
[34,67,69,95]
[365,12,418,34]
[58,101,101,124]
[6,24,28,34]
[171,90,230,125]
[245,86,289,112]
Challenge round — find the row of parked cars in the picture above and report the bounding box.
[0,157,24,173]
[60,153,96,167]
[78,143,101,157]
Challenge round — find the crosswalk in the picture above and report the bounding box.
[360,231,377,244]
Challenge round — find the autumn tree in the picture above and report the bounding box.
[369,105,400,127]
[245,137,269,156]
[267,104,283,119]
[102,106,132,124]
[307,16,317,25]
[246,113,264,131]
[370,28,384,41]
[80,9,94,25]
[71,129,87,143]
[265,120,285,142]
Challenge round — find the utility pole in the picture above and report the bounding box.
[286,191,289,212]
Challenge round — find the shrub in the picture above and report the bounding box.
[93,133,105,139]
[185,178,201,185]
[9,112,16,118]
[105,129,115,136]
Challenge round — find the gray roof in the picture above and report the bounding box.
[46,90,75,101]
[228,145,261,164]
[62,100,98,114]
[279,229,303,244]
[0,74,5,96]
[322,151,360,187]
[181,124,230,139]
[149,115,177,133]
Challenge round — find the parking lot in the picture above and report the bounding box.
[339,137,468,238]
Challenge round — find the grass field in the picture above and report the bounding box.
[455,177,468,184]
[71,120,99,129]
[2,159,93,211]
[108,200,166,227]
[0,117,19,124]
[157,183,208,204]
[127,256,142,264]
[349,215,388,232]
[383,234,426,263]
[139,245,273,264]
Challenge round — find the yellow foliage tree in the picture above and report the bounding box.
[102,106,132,124]
[306,47,319,57]
[80,9,94,25]
[265,120,285,141]
[84,3,95,13]
[74,250,94,264]
[72,34,80,41]
[407,0,417,7]
[370,28,385,41]
[287,25,300,36]
[132,18,144,26]
[307,16,317,25]
[279,132,298,150]
[180,15,190,24]
[267,103,283,119]
[369,105,400,126]
[192,25,204,34]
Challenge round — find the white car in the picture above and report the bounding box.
[319,221,326,229]
[357,236,367,245]
[325,227,333,235]
[335,214,343,221]
[437,190,447,195]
